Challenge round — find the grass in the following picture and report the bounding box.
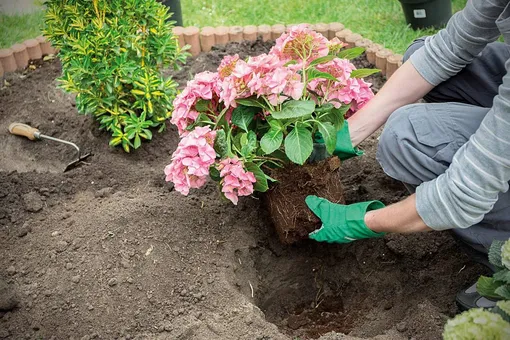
[0,11,44,48]
[181,0,468,53]
[0,0,468,53]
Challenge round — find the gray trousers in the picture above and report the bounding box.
[376,38,510,255]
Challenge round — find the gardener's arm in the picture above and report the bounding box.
[348,0,504,146]
[364,195,430,233]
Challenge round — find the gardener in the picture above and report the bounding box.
[306,0,510,311]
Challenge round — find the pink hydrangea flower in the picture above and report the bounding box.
[327,37,346,54]
[307,58,374,114]
[164,126,217,195]
[171,71,220,135]
[217,53,305,108]
[217,158,256,205]
[219,58,254,108]
[218,54,240,79]
[270,24,329,64]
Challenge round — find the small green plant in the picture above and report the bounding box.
[477,239,510,301]
[443,306,510,339]
[43,0,188,151]
[442,239,510,339]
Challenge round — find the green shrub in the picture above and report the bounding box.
[44,0,188,152]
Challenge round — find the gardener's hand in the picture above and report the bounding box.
[305,195,386,243]
[313,121,363,161]
[333,121,363,160]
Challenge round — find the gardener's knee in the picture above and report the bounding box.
[403,36,428,63]
[376,104,423,185]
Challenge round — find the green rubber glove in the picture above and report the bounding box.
[334,121,364,160]
[305,195,386,243]
[314,121,363,161]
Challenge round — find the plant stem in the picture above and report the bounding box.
[254,156,284,163]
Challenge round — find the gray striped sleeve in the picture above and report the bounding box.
[411,0,510,230]
[410,0,504,86]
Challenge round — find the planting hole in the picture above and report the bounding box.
[234,162,485,339]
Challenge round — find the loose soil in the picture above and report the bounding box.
[0,39,487,340]
[265,157,345,244]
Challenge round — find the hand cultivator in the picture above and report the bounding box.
[8,122,92,172]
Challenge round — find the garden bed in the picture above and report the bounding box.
[0,39,486,340]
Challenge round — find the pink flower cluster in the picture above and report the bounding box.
[218,53,304,108]
[171,71,220,135]
[217,158,256,205]
[271,24,329,64]
[164,126,217,195]
[308,58,374,116]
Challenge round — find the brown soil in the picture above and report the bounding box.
[0,39,488,340]
[265,157,345,244]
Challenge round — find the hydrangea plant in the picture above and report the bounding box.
[164,25,378,204]
[443,308,510,340]
[477,239,510,300]
[443,239,510,339]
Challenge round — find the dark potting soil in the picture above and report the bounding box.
[0,38,487,340]
[265,157,345,244]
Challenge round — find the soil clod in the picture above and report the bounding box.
[23,191,43,212]
[265,157,344,244]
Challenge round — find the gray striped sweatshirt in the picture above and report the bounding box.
[410,0,510,230]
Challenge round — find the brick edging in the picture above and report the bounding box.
[173,23,403,78]
[0,24,404,81]
[0,36,57,80]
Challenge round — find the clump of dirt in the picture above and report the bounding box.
[0,38,487,340]
[265,157,345,244]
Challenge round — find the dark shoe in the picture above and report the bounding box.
[456,282,497,311]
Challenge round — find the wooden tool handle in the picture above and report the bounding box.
[8,123,40,141]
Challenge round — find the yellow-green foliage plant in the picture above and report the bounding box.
[44,0,188,151]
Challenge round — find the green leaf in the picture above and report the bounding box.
[317,121,337,154]
[232,133,243,153]
[232,105,258,132]
[307,67,338,82]
[268,118,283,131]
[477,276,504,299]
[214,130,228,158]
[315,103,334,114]
[245,162,269,192]
[284,125,313,165]
[490,240,506,269]
[337,47,365,60]
[109,136,122,147]
[236,97,268,109]
[350,68,381,78]
[240,131,257,157]
[309,55,336,67]
[495,285,510,299]
[322,105,348,130]
[271,100,315,119]
[494,270,510,284]
[284,60,298,67]
[209,166,221,182]
[141,129,153,140]
[133,134,142,149]
[492,305,510,323]
[195,99,210,112]
[260,128,284,155]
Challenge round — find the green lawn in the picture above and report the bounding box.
[0,0,468,53]
[181,0,468,53]
[0,11,44,49]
